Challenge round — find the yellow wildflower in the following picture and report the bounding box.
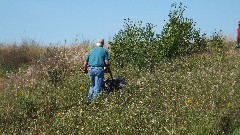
[57,112,61,117]
[21,91,24,96]
[15,91,18,97]
[227,102,232,108]
[79,86,83,91]
[111,101,115,106]
[196,101,199,106]
[187,98,192,103]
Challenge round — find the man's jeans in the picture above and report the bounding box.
[88,67,104,102]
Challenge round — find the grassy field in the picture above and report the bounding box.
[1,40,240,134]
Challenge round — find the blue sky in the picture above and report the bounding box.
[0,0,239,45]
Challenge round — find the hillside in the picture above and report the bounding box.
[0,40,240,134]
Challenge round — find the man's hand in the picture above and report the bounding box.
[82,67,89,74]
[84,69,88,74]
[104,66,109,73]
[83,61,88,74]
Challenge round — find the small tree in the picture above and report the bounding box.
[109,18,157,70]
[159,3,207,58]
[109,3,208,70]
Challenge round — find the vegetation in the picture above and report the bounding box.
[1,2,240,134]
[109,3,207,70]
[159,3,207,58]
[109,18,158,70]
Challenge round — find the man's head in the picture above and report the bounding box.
[96,39,104,47]
[238,21,240,27]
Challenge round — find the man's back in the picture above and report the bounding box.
[85,47,109,67]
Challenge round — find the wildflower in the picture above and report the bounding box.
[79,86,83,91]
[196,101,199,106]
[21,91,24,96]
[227,102,232,108]
[28,84,33,88]
[57,112,61,117]
[56,112,64,122]
[15,91,18,97]
[111,101,115,106]
[187,98,192,103]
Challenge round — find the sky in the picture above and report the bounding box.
[0,0,239,45]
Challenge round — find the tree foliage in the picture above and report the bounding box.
[109,18,158,70]
[159,3,207,57]
[109,3,214,70]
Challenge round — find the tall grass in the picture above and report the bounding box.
[0,38,240,134]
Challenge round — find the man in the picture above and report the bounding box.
[237,21,240,48]
[84,39,110,103]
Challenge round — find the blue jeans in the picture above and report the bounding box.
[88,67,104,102]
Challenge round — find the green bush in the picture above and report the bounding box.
[159,3,207,58]
[207,30,226,50]
[109,18,158,70]
[109,3,207,71]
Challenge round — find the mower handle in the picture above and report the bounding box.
[105,66,113,80]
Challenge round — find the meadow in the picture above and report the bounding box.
[0,38,240,134]
[1,2,240,134]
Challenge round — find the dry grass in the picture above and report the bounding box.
[0,40,91,91]
[0,78,7,91]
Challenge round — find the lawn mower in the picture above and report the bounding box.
[102,66,125,94]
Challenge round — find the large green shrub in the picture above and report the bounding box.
[159,3,207,58]
[110,3,207,70]
[109,18,158,70]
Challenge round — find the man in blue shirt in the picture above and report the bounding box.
[84,39,110,103]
